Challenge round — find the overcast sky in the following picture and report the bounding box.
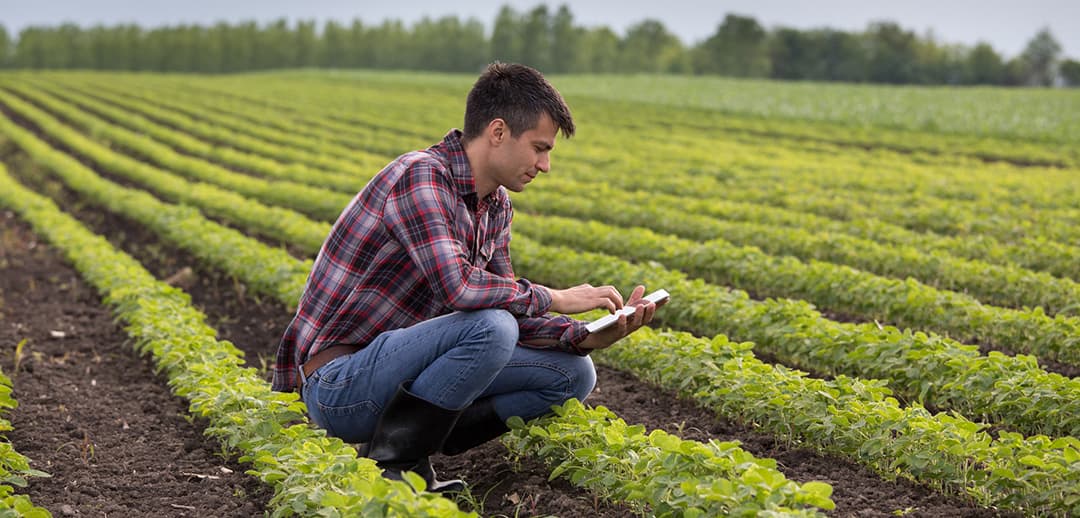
[3,0,1077,59]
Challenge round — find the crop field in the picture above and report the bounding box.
[0,70,1078,517]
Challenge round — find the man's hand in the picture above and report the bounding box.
[578,285,664,351]
[547,283,624,314]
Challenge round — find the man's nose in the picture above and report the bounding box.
[537,153,550,172]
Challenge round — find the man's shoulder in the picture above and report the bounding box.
[372,148,452,189]
[396,146,451,176]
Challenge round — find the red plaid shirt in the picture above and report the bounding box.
[272,129,589,392]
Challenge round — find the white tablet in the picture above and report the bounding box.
[585,289,670,333]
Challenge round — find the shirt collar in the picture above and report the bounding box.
[440,129,477,198]
[440,129,501,209]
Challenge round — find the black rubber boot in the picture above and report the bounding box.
[362,382,465,493]
[440,396,510,456]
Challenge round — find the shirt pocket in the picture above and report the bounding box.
[475,240,496,269]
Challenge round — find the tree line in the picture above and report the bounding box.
[2,4,1078,87]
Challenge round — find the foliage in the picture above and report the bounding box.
[5,6,1076,86]
[0,164,473,517]
[0,368,52,517]
[503,400,833,516]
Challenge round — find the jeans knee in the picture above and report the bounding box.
[568,355,597,402]
[474,309,518,359]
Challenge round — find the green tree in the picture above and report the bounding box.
[1062,59,1080,87]
[1019,27,1061,86]
[369,19,413,69]
[696,14,770,77]
[619,19,684,73]
[412,15,487,72]
[0,24,11,68]
[491,6,523,64]
[519,5,552,71]
[1061,59,1080,87]
[769,27,825,80]
[549,5,581,73]
[964,42,1004,84]
[1003,57,1028,86]
[321,20,348,67]
[296,20,318,68]
[865,21,918,83]
[818,29,867,82]
[349,20,375,68]
[582,26,619,73]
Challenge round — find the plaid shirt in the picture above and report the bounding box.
[272,129,589,392]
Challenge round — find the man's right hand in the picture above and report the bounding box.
[547,283,624,314]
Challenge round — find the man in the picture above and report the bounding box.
[272,62,659,493]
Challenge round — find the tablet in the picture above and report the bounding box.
[584,289,670,333]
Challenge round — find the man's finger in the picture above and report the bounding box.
[627,285,645,304]
[604,286,625,309]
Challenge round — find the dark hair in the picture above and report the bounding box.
[463,62,574,141]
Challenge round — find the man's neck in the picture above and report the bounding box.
[463,138,495,199]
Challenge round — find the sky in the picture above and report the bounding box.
[2,0,1078,59]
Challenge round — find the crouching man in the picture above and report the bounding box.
[272,62,658,492]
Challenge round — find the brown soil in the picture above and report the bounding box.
[1,148,1018,517]
[0,212,271,517]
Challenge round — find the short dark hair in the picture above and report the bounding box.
[463,62,574,142]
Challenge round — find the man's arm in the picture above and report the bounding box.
[384,161,550,316]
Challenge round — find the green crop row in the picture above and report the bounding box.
[18,79,371,194]
[509,188,1080,360]
[503,400,833,517]
[534,179,1080,284]
[514,236,1080,514]
[91,76,428,158]
[0,163,472,517]
[65,73,1080,265]
[590,324,1080,516]
[2,92,836,518]
[20,78,1080,331]
[511,212,1080,438]
[19,77,370,179]
[0,368,51,518]
[10,124,1071,513]
[186,72,1080,222]
[515,183,1080,317]
[15,86,1079,443]
[25,75,1080,373]
[0,87,334,253]
[42,72,1080,253]
[60,75,1080,287]
[0,107,311,308]
[0,85,352,224]
[18,81,1079,441]
[64,75,401,171]
[198,70,1080,169]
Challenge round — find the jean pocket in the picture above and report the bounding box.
[318,398,381,443]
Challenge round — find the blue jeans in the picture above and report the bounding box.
[300,309,596,444]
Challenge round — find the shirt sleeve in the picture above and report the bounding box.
[517,315,592,355]
[383,160,550,316]
[488,208,591,354]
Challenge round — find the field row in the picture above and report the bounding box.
[0,147,838,515]
[3,109,1079,515]
[27,73,1080,268]
[5,78,1080,378]
[30,72,1080,222]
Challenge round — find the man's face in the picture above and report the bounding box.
[491,113,557,193]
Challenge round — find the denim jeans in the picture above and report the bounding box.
[300,309,596,444]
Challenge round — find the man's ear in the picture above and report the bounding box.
[488,118,507,146]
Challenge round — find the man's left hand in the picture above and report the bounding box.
[577,285,662,350]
